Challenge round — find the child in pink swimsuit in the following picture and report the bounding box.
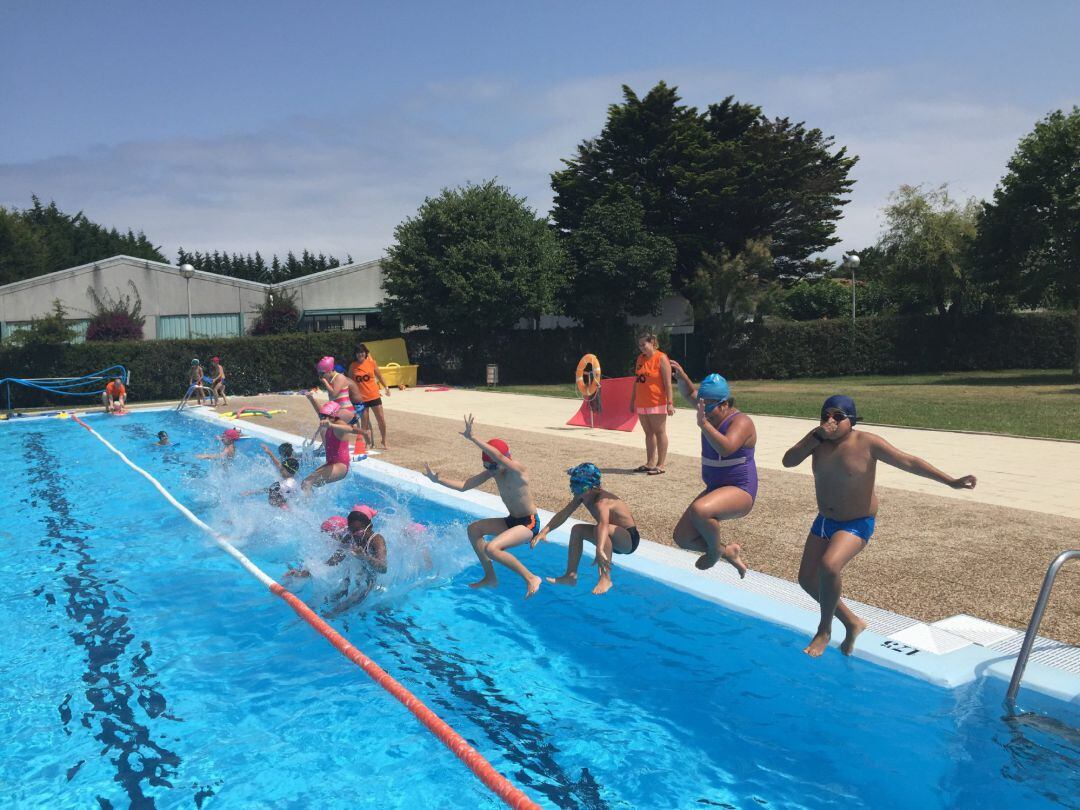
[301,397,360,492]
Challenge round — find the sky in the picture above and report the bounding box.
[2,1,1078,265]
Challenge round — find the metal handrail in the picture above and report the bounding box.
[1006,549,1080,703]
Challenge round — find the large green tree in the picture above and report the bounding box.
[382,181,566,339]
[974,107,1080,376]
[551,82,857,321]
[0,197,165,285]
[876,184,981,315]
[560,192,675,331]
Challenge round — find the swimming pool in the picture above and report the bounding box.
[3,410,1078,808]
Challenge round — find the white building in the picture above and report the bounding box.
[0,255,386,342]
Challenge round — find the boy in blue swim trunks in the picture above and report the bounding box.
[424,415,543,599]
[782,395,976,659]
[533,463,641,595]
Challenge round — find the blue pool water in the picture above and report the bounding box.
[3,410,1078,808]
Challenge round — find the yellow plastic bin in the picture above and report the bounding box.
[379,362,419,388]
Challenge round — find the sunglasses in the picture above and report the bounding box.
[821,410,849,423]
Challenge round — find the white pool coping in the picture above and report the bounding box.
[14,405,1077,706]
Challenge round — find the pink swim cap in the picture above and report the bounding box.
[321,516,348,534]
[351,504,378,520]
[222,428,241,443]
[319,401,341,417]
[316,356,335,373]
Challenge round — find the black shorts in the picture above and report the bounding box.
[362,397,382,408]
[504,513,541,537]
[614,526,641,555]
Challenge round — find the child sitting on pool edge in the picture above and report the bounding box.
[424,414,543,598]
[533,463,640,595]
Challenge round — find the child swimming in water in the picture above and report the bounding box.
[285,506,388,616]
[533,463,641,595]
[197,428,240,460]
[424,415,542,598]
[241,456,300,508]
[154,431,170,446]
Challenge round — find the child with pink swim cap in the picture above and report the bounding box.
[284,505,388,616]
[300,395,362,492]
[196,427,241,461]
[314,356,362,423]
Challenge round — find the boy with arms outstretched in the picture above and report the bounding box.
[782,395,976,659]
[534,463,640,595]
[424,415,543,598]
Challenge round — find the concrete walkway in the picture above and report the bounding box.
[382,387,1080,520]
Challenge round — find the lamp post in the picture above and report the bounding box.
[842,252,860,325]
[180,264,197,336]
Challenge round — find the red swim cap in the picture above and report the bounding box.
[321,516,348,534]
[482,438,510,465]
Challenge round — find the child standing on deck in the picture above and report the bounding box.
[424,415,543,599]
[533,463,641,595]
[782,395,977,658]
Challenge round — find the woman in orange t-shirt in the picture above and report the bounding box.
[347,343,391,448]
[630,332,674,475]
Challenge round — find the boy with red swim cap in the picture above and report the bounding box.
[782,394,977,659]
[424,414,543,599]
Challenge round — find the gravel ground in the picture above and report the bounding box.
[217,395,1080,645]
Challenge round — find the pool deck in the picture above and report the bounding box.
[382,386,1080,520]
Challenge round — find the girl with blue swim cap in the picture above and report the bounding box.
[670,362,757,577]
[532,462,641,595]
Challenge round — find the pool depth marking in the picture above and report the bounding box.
[68,414,540,810]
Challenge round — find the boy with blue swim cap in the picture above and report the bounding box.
[532,462,641,595]
[782,394,977,659]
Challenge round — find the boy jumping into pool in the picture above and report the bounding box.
[533,462,640,595]
[424,415,542,598]
[782,395,977,658]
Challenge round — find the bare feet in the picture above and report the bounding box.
[592,576,613,595]
[841,618,868,655]
[695,550,720,570]
[524,575,541,599]
[546,573,578,586]
[721,543,748,579]
[803,629,831,657]
[468,574,498,589]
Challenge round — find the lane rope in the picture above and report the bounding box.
[69,414,540,809]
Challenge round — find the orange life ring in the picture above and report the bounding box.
[575,354,601,398]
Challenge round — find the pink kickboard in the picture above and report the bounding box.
[566,376,639,432]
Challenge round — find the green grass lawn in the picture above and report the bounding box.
[483,369,1080,440]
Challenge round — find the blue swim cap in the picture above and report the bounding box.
[697,374,731,403]
[821,395,857,426]
[567,462,601,496]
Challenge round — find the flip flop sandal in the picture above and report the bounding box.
[647,467,666,475]
[634,465,652,473]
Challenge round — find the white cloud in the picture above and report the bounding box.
[0,67,1048,264]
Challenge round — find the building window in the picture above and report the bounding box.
[298,312,378,333]
[157,313,242,339]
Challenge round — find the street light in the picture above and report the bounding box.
[842,253,860,325]
[180,264,197,336]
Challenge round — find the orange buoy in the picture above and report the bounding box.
[575,353,601,398]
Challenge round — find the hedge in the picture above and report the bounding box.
[721,311,1076,378]
[0,312,1073,408]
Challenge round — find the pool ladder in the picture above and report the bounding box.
[1006,549,1080,704]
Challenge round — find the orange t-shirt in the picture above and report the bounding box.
[106,382,126,399]
[634,351,668,408]
[347,356,381,401]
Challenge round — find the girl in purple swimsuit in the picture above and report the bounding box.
[670,365,757,577]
